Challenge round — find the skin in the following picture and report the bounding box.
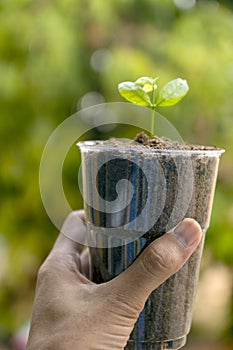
[26,210,202,350]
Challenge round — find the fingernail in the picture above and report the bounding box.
[173,219,202,248]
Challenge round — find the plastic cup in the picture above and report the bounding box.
[78,140,224,350]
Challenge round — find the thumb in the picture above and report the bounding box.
[110,218,203,311]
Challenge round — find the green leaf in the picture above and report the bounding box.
[135,76,158,93]
[118,81,152,106]
[135,77,154,85]
[142,83,153,93]
[156,78,189,107]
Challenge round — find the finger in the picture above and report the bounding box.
[110,218,203,311]
[80,248,90,278]
[53,210,87,256]
[40,211,89,282]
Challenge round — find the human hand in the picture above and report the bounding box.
[26,210,202,350]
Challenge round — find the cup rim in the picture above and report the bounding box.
[77,140,225,157]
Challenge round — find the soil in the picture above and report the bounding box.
[79,132,222,349]
[98,131,218,150]
[134,131,218,150]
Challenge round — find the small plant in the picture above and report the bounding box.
[118,76,189,137]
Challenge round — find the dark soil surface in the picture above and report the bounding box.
[134,131,217,150]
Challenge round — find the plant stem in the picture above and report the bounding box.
[150,108,155,138]
[150,86,156,137]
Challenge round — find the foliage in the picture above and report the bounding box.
[0,0,232,344]
[118,76,189,135]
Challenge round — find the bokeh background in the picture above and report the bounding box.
[0,0,232,349]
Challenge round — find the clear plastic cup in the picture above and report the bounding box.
[78,140,224,350]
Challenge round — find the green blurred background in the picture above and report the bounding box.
[0,0,232,349]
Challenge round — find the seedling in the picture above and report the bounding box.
[118,76,189,137]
